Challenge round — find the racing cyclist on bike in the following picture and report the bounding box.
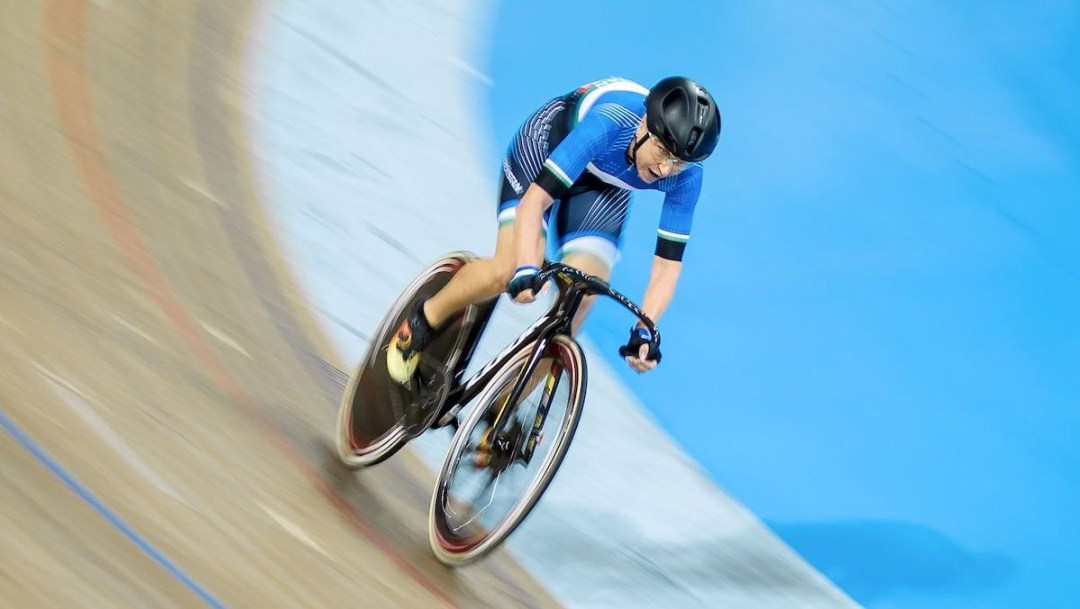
[387,76,721,383]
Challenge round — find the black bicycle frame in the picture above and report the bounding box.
[440,263,660,440]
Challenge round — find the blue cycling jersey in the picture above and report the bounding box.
[536,77,704,253]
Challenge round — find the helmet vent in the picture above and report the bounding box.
[686,128,701,152]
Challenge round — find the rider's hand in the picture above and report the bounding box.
[622,326,661,374]
[507,265,543,304]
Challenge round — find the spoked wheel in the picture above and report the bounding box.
[336,252,477,468]
[429,334,587,566]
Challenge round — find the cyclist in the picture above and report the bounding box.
[387,76,721,383]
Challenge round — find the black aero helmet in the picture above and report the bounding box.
[645,76,721,162]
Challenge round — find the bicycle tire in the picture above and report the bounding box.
[429,334,587,565]
[336,252,475,468]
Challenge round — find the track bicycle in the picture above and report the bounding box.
[335,252,660,565]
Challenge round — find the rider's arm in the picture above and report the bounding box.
[513,183,554,269]
[639,256,682,325]
[639,167,701,325]
[510,107,626,302]
[514,107,618,270]
[624,255,680,371]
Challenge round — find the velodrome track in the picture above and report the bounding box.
[0,2,558,606]
[1,2,862,608]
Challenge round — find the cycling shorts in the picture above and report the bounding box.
[497,95,628,270]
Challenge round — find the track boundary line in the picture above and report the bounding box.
[0,410,227,609]
[41,2,460,607]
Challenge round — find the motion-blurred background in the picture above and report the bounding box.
[2,1,1076,608]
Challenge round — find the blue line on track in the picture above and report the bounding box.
[0,410,227,608]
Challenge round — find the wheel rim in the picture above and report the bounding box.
[431,337,582,559]
[336,254,472,465]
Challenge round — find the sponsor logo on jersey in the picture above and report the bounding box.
[503,158,524,195]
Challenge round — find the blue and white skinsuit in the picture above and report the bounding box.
[498,77,705,268]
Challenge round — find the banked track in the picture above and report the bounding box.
[0,1,559,607]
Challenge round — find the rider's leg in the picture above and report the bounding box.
[386,217,544,384]
[502,250,609,407]
[424,96,569,329]
[422,221,544,329]
[559,251,612,336]
[502,190,623,400]
[553,186,627,337]
[389,95,568,383]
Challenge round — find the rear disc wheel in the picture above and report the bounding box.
[335,253,474,468]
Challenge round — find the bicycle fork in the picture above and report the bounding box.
[477,336,560,468]
[521,361,561,464]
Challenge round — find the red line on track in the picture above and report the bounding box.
[41,3,459,607]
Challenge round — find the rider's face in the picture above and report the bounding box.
[634,120,689,183]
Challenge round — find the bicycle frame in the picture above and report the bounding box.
[438,263,660,448]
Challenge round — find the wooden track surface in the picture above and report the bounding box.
[0,2,560,607]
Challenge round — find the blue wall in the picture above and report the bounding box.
[484,2,1080,607]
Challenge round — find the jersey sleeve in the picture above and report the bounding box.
[655,166,703,261]
[534,104,622,200]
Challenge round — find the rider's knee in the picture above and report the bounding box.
[492,259,515,290]
[488,252,515,290]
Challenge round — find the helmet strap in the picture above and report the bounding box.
[627,132,650,165]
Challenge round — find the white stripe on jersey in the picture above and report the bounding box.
[595,104,643,128]
[584,162,639,191]
[581,189,630,234]
[517,99,565,178]
[576,79,649,122]
[658,228,690,242]
[544,159,574,187]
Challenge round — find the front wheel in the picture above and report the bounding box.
[429,334,587,566]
